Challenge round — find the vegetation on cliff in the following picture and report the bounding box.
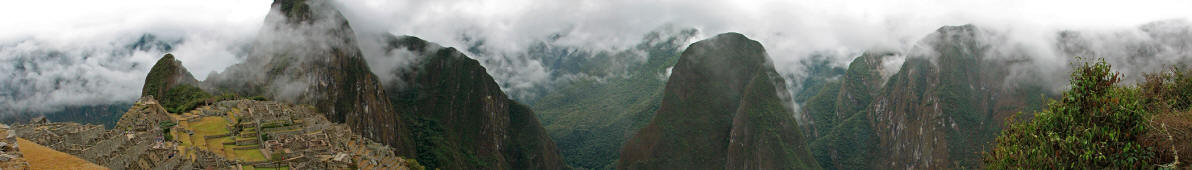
[528,29,695,169]
[618,32,820,169]
[381,35,566,170]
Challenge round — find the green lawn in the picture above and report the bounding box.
[234,147,268,162]
[192,117,230,135]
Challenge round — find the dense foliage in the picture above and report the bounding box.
[406,115,449,170]
[160,84,211,113]
[800,53,883,170]
[986,59,1192,168]
[618,33,820,169]
[158,84,265,113]
[528,29,693,169]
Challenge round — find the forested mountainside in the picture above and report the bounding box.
[798,25,1052,169]
[374,34,566,170]
[526,28,697,169]
[618,33,820,170]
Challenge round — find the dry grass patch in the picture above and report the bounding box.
[17,138,106,170]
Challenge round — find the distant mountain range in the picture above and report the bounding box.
[11,0,1192,169]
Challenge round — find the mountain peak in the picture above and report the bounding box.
[141,53,198,98]
[712,32,749,40]
[378,34,566,169]
[271,0,314,23]
[936,24,978,33]
[619,32,820,169]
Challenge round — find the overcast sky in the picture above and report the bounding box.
[2,0,1191,113]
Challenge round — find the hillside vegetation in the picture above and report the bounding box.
[618,33,820,169]
[528,29,695,169]
[986,59,1192,169]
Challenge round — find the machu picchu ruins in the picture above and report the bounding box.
[8,96,421,169]
[0,124,29,169]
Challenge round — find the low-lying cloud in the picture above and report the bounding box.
[332,0,1192,115]
[0,0,268,113]
[4,0,1192,115]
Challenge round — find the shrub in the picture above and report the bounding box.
[985,59,1154,168]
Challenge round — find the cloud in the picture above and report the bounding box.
[0,0,269,113]
[329,0,1192,120]
[331,0,1192,93]
[4,0,1192,114]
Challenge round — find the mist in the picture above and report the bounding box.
[4,0,1192,115]
[0,0,268,113]
[331,0,1192,116]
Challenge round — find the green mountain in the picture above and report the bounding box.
[802,51,888,170]
[141,54,198,100]
[798,25,1051,169]
[376,35,566,170]
[526,28,696,169]
[618,33,820,169]
[141,53,210,113]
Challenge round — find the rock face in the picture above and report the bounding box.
[141,53,199,98]
[618,33,820,169]
[377,35,565,170]
[867,25,1048,168]
[799,25,1050,169]
[205,0,414,155]
[803,52,888,170]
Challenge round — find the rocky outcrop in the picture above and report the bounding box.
[618,33,820,169]
[378,35,565,170]
[114,96,172,131]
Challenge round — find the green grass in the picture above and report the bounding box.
[191,117,230,135]
[235,148,268,162]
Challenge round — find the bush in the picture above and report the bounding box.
[985,59,1154,168]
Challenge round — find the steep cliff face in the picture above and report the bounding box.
[803,52,889,170]
[798,25,1051,169]
[618,33,820,169]
[377,35,565,170]
[205,0,413,154]
[865,25,1047,168]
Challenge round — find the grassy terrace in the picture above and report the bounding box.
[170,106,268,162]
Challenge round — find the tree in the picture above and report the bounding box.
[986,58,1154,168]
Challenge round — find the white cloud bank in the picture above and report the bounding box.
[3,0,1192,113]
[0,0,270,112]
